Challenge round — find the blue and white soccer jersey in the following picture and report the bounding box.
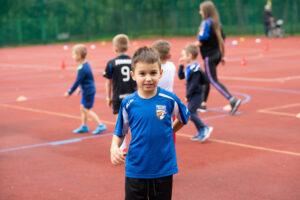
[114,87,190,179]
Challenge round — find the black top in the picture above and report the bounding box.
[103,54,136,102]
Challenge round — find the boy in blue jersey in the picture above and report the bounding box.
[110,47,190,200]
[178,43,213,142]
[64,44,107,134]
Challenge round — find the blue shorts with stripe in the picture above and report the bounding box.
[81,93,95,109]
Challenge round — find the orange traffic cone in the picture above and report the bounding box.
[61,60,66,70]
[264,43,269,52]
[241,57,247,66]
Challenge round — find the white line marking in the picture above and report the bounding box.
[220,75,300,82]
[177,133,300,157]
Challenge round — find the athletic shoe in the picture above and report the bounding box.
[199,126,213,142]
[73,125,89,134]
[229,98,242,115]
[191,128,204,141]
[198,105,207,113]
[92,124,107,135]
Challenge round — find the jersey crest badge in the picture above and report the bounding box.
[156,105,167,120]
[199,26,204,36]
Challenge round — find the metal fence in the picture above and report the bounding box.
[0,0,299,47]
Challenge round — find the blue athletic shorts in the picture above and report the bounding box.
[81,93,95,109]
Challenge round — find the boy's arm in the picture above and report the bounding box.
[68,69,84,95]
[111,105,129,165]
[172,118,185,134]
[178,65,185,80]
[110,135,126,165]
[105,79,113,106]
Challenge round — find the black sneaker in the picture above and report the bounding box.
[198,105,207,113]
[229,98,242,115]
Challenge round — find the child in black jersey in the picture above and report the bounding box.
[196,1,241,115]
[103,34,136,150]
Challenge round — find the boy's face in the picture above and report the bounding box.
[181,50,192,64]
[72,50,81,62]
[130,62,162,97]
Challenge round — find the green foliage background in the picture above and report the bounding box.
[0,0,299,46]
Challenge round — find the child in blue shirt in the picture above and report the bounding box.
[64,44,107,134]
[178,43,213,142]
[110,47,190,200]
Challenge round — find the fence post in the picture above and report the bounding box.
[252,0,256,35]
[84,0,88,40]
[289,0,294,35]
[41,0,46,43]
[17,19,23,45]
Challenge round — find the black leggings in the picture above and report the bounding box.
[203,51,232,102]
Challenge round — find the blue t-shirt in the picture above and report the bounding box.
[68,62,96,96]
[114,87,190,179]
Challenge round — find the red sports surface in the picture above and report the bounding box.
[0,36,300,200]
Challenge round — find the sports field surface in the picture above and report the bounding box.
[0,36,299,200]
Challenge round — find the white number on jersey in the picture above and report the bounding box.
[121,66,130,82]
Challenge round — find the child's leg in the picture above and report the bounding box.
[72,104,89,134]
[80,105,88,125]
[86,109,102,125]
[202,82,210,105]
[80,104,87,126]
[188,93,206,131]
[83,93,107,134]
[204,53,232,100]
[82,93,103,125]
[125,177,148,200]
[148,175,173,200]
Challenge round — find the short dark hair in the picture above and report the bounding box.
[132,47,161,71]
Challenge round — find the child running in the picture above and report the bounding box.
[178,43,213,142]
[196,0,241,115]
[103,34,136,151]
[110,47,190,200]
[64,44,107,134]
[151,40,176,92]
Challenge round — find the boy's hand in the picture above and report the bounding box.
[221,57,226,66]
[110,146,126,165]
[106,97,112,107]
[107,100,112,107]
[179,57,185,65]
[195,41,202,47]
[75,88,81,96]
[185,97,188,102]
[64,92,70,98]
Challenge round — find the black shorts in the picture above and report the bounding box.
[125,175,173,200]
[113,100,121,114]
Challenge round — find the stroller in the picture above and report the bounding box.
[269,19,285,37]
